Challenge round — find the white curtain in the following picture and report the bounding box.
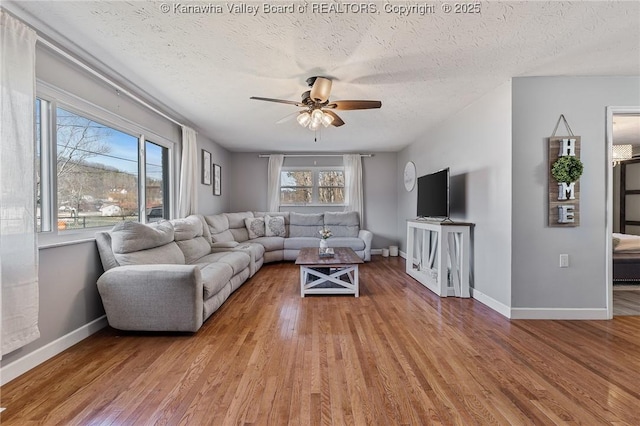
[267,154,284,212]
[343,154,364,226]
[178,126,198,218]
[1,10,40,356]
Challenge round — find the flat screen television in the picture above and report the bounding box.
[417,168,450,219]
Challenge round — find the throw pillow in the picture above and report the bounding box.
[264,215,286,237]
[244,217,265,239]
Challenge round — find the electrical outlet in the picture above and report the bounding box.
[559,254,569,268]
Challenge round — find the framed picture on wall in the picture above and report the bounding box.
[213,163,221,196]
[202,150,212,185]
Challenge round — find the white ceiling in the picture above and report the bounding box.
[7,1,640,153]
[613,114,640,146]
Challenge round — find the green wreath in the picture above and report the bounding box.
[551,156,584,183]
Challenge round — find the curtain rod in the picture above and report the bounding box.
[258,154,373,158]
[36,36,186,129]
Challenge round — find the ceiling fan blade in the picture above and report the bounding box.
[323,110,345,127]
[310,77,332,103]
[327,100,382,110]
[250,96,304,107]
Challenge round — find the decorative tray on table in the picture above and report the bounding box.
[319,247,335,258]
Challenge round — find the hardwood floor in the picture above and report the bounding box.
[614,287,640,315]
[2,257,640,425]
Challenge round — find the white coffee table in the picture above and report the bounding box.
[295,247,364,297]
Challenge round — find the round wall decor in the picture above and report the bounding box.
[404,161,416,191]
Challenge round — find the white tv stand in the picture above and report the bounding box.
[406,219,473,298]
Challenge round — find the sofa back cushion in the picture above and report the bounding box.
[225,212,253,242]
[324,211,360,238]
[109,220,185,266]
[204,213,234,243]
[289,212,324,238]
[171,215,212,264]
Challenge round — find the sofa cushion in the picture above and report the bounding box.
[284,237,321,250]
[250,236,285,251]
[171,215,203,240]
[245,217,265,239]
[114,243,186,266]
[177,237,212,264]
[225,212,253,242]
[199,262,234,299]
[215,251,251,275]
[204,214,235,243]
[169,216,212,263]
[264,215,286,237]
[289,212,324,238]
[212,241,240,249]
[110,220,174,254]
[324,211,360,238]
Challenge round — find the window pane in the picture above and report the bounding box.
[56,107,139,230]
[280,188,312,204]
[281,170,312,187]
[318,170,344,187]
[35,99,42,232]
[318,187,344,204]
[145,140,168,222]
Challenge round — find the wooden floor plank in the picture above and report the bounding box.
[2,257,640,425]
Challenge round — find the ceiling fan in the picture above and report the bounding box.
[250,76,382,131]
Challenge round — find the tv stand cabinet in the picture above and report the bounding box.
[405,220,473,298]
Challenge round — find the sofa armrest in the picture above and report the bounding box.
[359,229,373,261]
[97,264,204,332]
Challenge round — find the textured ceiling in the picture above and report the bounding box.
[7,1,640,152]
[614,114,640,146]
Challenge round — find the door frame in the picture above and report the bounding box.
[606,106,640,318]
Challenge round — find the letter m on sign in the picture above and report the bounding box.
[557,182,575,200]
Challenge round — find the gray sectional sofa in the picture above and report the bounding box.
[203,211,372,267]
[95,215,251,332]
[95,211,372,332]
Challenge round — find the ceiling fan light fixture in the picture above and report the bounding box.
[309,119,322,131]
[321,112,334,127]
[297,111,311,127]
[311,108,324,123]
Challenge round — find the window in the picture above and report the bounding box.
[145,140,169,222]
[280,168,345,205]
[56,107,140,230]
[36,84,175,240]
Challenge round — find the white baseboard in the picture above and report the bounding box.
[0,315,108,386]
[470,288,511,318]
[399,250,407,259]
[371,249,383,255]
[510,308,609,320]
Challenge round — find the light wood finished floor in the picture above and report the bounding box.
[2,257,640,425]
[614,286,640,316]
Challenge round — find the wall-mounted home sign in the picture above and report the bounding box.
[548,115,583,227]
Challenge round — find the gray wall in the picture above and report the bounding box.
[228,152,398,249]
[512,76,640,309]
[396,81,513,307]
[197,133,232,215]
[1,242,104,366]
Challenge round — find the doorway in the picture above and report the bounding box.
[607,108,640,316]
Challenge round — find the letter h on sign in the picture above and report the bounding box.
[559,138,577,157]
